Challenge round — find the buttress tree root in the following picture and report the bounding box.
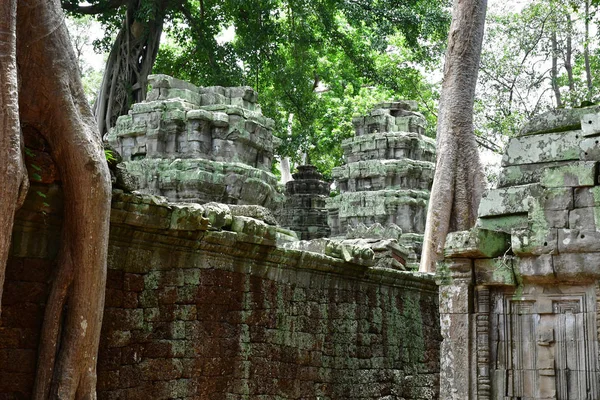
[1,0,112,398]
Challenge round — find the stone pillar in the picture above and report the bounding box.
[438,258,474,400]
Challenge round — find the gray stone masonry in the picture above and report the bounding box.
[106,74,283,210]
[439,106,600,400]
[327,101,436,267]
[279,165,331,240]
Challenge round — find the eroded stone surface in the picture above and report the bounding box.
[440,107,600,400]
[106,74,283,210]
[4,186,441,400]
[279,165,331,240]
[327,102,435,266]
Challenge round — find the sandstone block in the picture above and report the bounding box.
[558,228,600,253]
[540,161,597,187]
[502,130,581,166]
[568,207,600,229]
[511,228,558,256]
[474,258,516,286]
[444,229,510,259]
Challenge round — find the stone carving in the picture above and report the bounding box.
[327,101,436,266]
[106,74,283,210]
[439,107,600,400]
[279,165,331,240]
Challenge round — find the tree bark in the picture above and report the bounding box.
[0,0,29,314]
[6,0,112,398]
[94,0,166,137]
[419,0,487,273]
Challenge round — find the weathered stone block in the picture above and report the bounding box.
[511,228,558,256]
[474,258,515,286]
[540,161,597,187]
[553,253,600,280]
[498,161,572,187]
[558,228,600,253]
[444,229,510,259]
[574,186,600,207]
[478,184,541,217]
[568,207,600,230]
[502,130,581,166]
[476,214,529,233]
[581,112,600,136]
[517,255,554,281]
[519,105,600,136]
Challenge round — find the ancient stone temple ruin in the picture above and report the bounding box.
[327,101,436,265]
[2,76,442,399]
[278,165,331,240]
[106,74,283,210]
[439,106,600,400]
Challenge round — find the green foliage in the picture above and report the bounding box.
[64,0,451,176]
[478,0,600,146]
[104,149,117,163]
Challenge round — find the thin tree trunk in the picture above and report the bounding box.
[565,17,575,93]
[420,0,487,273]
[15,0,112,398]
[584,0,593,101]
[551,31,563,108]
[0,0,29,314]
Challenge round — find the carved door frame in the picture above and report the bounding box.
[483,285,600,400]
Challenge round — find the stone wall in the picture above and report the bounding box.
[2,188,441,399]
[439,106,600,400]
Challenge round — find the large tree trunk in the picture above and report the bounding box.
[419,0,487,273]
[94,0,166,137]
[1,0,112,398]
[0,0,29,313]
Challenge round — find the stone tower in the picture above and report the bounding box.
[439,106,600,400]
[279,165,331,240]
[106,74,283,210]
[326,101,436,263]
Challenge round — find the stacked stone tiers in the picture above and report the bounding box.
[106,74,283,209]
[438,106,600,400]
[327,101,436,265]
[279,165,331,240]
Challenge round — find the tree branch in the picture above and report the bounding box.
[61,0,128,15]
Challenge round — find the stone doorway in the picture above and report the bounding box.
[490,286,599,400]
